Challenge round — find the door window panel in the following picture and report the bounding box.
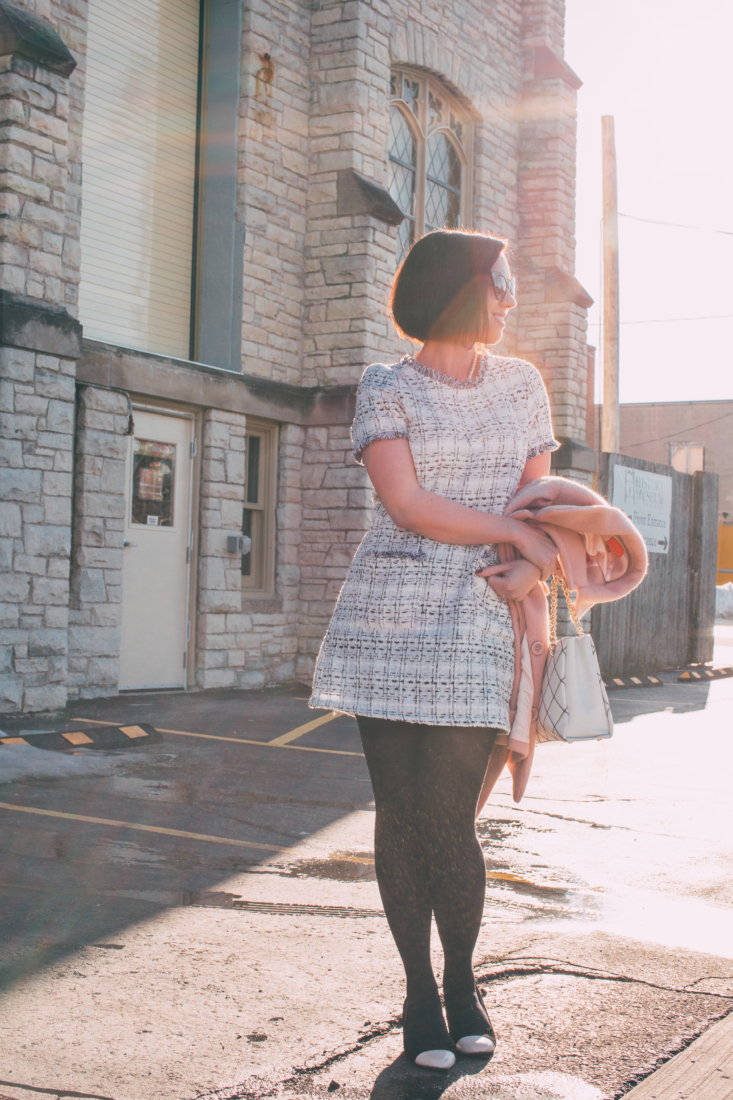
[131,440,176,527]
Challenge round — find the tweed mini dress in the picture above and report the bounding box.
[309,353,559,729]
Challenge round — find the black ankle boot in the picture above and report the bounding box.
[402,996,457,1069]
[444,982,496,1057]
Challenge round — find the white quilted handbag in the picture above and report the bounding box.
[537,575,613,743]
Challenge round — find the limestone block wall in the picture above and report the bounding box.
[6,0,91,318]
[0,52,75,307]
[296,421,371,680]
[196,408,248,689]
[238,0,310,384]
[0,345,75,712]
[67,386,128,699]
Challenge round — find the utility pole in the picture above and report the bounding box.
[601,115,620,454]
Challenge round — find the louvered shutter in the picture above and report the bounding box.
[79,0,200,358]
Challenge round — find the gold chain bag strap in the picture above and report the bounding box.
[537,575,613,743]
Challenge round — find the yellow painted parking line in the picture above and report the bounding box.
[75,715,363,757]
[0,801,288,853]
[267,711,339,746]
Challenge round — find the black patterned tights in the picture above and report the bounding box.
[357,717,497,1056]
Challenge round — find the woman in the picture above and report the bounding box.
[310,230,560,1070]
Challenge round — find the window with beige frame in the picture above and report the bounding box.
[669,443,704,474]
[388,68,474,265]
[241,418,278,595]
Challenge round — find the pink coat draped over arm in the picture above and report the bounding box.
[481,476,648,806]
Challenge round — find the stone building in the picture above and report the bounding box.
[0,0,594,713]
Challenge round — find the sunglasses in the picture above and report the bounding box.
[489,271,516,301]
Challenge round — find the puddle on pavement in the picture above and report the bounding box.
[92,839,169,865]
[98,776,199,805]
[275,850,378,881]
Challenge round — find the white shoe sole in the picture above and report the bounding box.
[456,1034,495,1055]
[414,1049,456,1069]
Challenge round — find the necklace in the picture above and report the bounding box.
[466,348,481,380]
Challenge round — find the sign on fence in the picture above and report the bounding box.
[612,464,672,554]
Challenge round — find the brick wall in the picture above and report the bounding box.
[590,400,733,519]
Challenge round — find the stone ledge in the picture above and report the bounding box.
[336,170,405,226]
[0,292,82,359]
[544,267,594,310]
[79,340,358,427]
[551,436,597,474]
[0,0,76,77]
[527,44,582,90]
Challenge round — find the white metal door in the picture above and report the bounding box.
[120,409,193,690]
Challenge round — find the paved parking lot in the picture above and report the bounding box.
[1,664,732,1100]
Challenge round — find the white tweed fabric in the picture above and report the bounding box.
[309,353,559,728]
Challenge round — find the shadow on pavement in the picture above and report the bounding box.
[608,671,710,724]
[0,683,369,990]
[368,1054,490,1100]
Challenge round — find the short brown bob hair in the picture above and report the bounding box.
[390,229,506,344]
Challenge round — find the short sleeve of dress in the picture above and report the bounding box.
[524,362,560,462]
[352,363,409,465]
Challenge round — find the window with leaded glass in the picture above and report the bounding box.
[388,69,473,265]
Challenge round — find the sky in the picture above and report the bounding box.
[564,0,733,404]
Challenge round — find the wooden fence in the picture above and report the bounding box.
[591,453,718,677]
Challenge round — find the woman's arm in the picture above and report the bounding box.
[518,450,551,487]
[362,438,557,575]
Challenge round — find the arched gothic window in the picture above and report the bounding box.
[388,68,473,264]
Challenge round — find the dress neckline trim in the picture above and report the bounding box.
[400,353,492,389]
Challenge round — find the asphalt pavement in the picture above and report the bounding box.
[0,635,732,1100]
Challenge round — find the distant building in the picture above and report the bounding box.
[0,0,594,713]
[589,401,733,522]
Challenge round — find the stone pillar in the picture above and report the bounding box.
[67,387,129,700]
[0,4,81,713]
[302,0,397,389]
[0,337,78,712]
[515,3,596,484]
[196,408,247,689]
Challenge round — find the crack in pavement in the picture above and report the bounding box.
[484,956,733,998]
[190,961,733,1100]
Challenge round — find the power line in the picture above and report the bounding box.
[619,213,733,236]
[588,313,733,327]
[621,408,733,449]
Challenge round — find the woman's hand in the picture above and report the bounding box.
[508,522,558,580]
[477,559,542,602]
